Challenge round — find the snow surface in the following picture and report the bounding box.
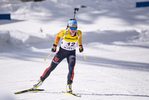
[0,0,149,100]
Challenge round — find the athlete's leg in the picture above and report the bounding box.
[67,55,76,84]
[33,48,67,89]
[40,48,65,81]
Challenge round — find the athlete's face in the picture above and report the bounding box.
[69,25,77,34]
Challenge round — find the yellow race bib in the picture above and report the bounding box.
[63,33,79,42]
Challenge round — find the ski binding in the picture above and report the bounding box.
[62,91,81,97]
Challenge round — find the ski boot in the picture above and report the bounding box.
[66,84,72,93]
[33,79,43,89]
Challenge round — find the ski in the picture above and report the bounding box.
[62,91,81,97]
[14,88,44,94]
[15,88,80,97]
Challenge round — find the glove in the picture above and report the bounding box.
[51,44,57,52]
[79,45,84,52]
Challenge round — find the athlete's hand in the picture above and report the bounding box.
[79,45,84,52]
[51,44,57,52]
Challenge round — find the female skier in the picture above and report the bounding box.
[33,19,84,93]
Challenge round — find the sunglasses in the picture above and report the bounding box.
[70,27,77,30]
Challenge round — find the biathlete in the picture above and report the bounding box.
[33,19,84,93]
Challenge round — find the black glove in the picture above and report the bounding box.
[79,45,84,52]
[51,44,57,52]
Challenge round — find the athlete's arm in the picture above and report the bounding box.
[54,30,66,45]
[77,30,84,52]
[77,30,82,46]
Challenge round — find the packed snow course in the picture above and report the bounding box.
[0,0,149,100]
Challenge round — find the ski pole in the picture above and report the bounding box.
[44,52,53,61]
[81,52,87,60]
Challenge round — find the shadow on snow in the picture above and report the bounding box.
[77,55,149,72]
